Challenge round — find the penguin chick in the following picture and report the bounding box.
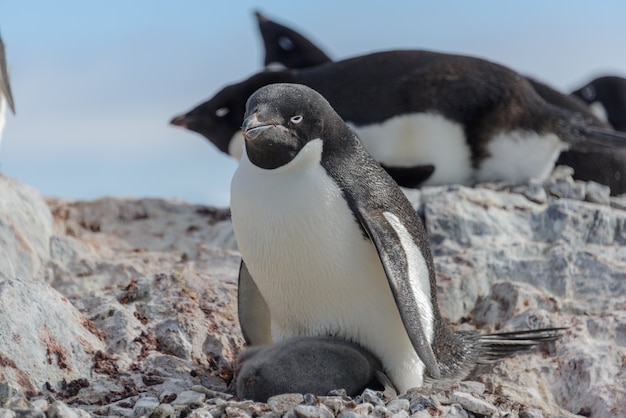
[231,83,564,393]
[235,336,383,402]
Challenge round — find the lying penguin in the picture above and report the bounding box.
[0,31,16,151]
[250,12,626,195]
[230,83,563,395]
[171,50,626,191]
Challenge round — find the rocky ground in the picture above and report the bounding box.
[0,167,624,418]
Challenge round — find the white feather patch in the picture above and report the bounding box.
[382,211,434,344]
[348,113,472,186]
[228,131,245,160]
[475,130,565,183]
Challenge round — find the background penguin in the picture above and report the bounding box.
[234,336,384,402]
[0,31,16,151]
[231,83,563,394]
[171,50,626,191]
[254,11,330,70]
[571,76,626,132]
[250,12,626,195]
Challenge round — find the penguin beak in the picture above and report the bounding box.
[169,113,189,128]
[242,113,273,140]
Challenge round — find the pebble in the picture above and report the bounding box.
[171,390,206,407]
[149,403,176,418]
[386,398,410,414]
[47,401,78,418]
[293,404,334,418]
[584,181,611,205]
[458,381,486,394]
[133,396,160,416]
[267,394,304,414]
[450,391,498,416]
[352,402,374,416]
[0,410,15,418]
[445,404,469,418]
[519,409,544,418]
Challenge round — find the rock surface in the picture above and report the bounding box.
[0,169,625,417]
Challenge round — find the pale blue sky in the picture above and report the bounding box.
[1,1,625,207]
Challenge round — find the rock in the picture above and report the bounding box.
[0,274,105,396]
[450,391,498,416]
[293,404,334,418]
[47,401,78,418]
[267,394,304,414]
[0,174,52,280]
[0,169,625,418]
[445,404,469,418]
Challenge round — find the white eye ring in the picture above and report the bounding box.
[290,115,303,124]
[215,107,229,117]
[278,36,294,51]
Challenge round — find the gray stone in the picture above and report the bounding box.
[293,404,334,418]
[0,174,52,281]
[450,391,498,416]
[386,398,410,414]
[584,181,611,205]
[0,274,105,397]
[133,396,160,417]
[46,401,78,418]
[352,402,374,416]
[458,381,486,395]
[519,409,543,418]
[444,404,469,418]
[170,390,206,407]
[149,403,176,418]
[0,409,16,418]
[0,383,21,408]
[267,394,304,414]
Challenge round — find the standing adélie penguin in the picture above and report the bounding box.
[230,83,562,394]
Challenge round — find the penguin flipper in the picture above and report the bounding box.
[0,36,15,114]
[353,208,441,379]
[237,260,273,346]
[380,164,435,188]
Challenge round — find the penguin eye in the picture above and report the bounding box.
[278,36,294,51]
[581,85,596,101]
[290,115,303,124]
[215,107,230,117]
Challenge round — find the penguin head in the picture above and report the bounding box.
[241,83,342,170]
[255,11,331,70]
[170,71,294,158]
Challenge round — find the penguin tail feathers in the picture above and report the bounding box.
[475,327,566,364]
[569,124,626,151]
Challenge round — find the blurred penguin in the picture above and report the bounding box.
[0,31,16,152]
[571,76,626,132]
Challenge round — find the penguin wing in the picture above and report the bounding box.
[352,206,441,378]
[237,260,273,346]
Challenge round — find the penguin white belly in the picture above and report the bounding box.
[348,113,473,186]
[475,130,565,184]
[231,139,427,392]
